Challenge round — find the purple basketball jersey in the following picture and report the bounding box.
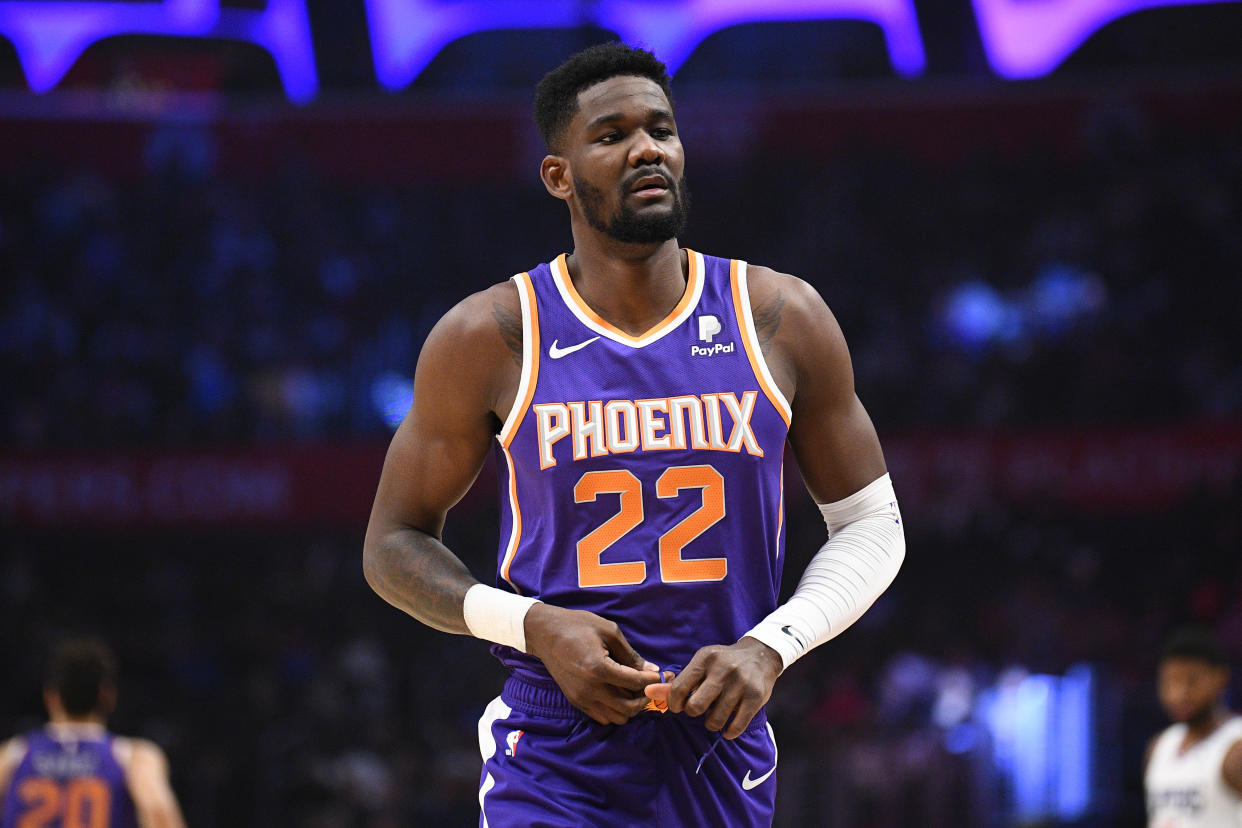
[491,250,791,681]
[2,727,138,828]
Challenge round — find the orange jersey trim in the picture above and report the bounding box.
[497,271,540,592]
[499,445,522,590]
[730,259,792,426]
[776,456,786,545]
[499,272,540,449]
[550,250,703,347]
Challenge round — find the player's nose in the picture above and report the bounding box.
[629,129,665,165]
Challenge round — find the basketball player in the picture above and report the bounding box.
[363,43,906,825]
[1145,626,1242,827]
[0,638,186,828]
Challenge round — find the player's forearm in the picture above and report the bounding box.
[363,526,478,634]
[137,802,187,828]
[744,473,905,669]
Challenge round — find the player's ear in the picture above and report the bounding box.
[541,155,572,202]
[99,682,117,716]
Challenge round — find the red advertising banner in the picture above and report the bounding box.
[2,424,1240,529]
[0,444,388,529]
[882,423,1242,515]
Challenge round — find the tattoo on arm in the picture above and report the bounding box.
[492,302,524,368]
[366,528,477,635]
[753,290,785,351]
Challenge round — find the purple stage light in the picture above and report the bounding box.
[0,0,217,92]
[3,0,1234,102]
[598,0,926,77]
[971,0,1235,78]
[216,0,318,102]
[365,0,583,92]
[364,0,928,92]
[0,0,317,102]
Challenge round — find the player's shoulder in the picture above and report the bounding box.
[0,736,29,788]
[435,279,521,338]
[113,737,169,771]
[1222,717,1242,748]
[744,264,835,320]
[1,735,28,761]
[742,263,845,353]
[1147,722,1186,755]
[744,263,811,298]
[420,278,523,367]
[1144,731,1163,772]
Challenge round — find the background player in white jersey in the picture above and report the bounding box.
[1145,626,1242,827]
[0,638,186,828]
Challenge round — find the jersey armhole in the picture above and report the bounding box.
[729,260,792,425]
[497,272,540,448]
[112,736,135,771]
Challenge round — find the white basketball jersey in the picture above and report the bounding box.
[1145,716,1242,828]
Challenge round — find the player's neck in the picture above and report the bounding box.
[1184,704,1230,739]
[47,715,106,734]
[564,237,686,335]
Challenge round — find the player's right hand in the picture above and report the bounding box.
[523,603,663,726]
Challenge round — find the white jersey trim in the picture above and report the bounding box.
[477,696,513,828]
[733,261,793,423]
[497,272,538,446]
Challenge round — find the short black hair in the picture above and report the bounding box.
[46,637,118,717]
[534,42,673,153]
[1160,625,1228,668]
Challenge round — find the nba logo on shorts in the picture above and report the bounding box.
[505,729,524,756]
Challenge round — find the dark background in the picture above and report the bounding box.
[2,1,1241,825]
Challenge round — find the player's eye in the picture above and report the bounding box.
[651,127,673,139]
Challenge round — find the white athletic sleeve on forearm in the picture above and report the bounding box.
[743,473,905,670]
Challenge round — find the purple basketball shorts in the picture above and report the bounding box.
[477,674,778,827]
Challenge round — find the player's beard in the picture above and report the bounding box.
[575,174,691,244]
[1181,700,1221,729]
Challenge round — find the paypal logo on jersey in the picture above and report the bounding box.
[693,314,735,357]
[692,342,735,356]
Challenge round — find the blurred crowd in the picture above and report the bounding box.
[2,102,1240,449]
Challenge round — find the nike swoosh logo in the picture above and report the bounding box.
[741,722,779,791]
[742,766,775,791]
[781,625,806,649]
[548,337,600,359]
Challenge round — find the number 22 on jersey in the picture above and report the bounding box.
[573,464,727,588]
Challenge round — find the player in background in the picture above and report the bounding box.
[0,638,187,828]
[1145,626,1242,827]
[364,42,905,825]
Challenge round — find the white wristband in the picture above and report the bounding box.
[462,584,542,652]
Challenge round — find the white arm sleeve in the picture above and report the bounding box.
[743,473,905,671]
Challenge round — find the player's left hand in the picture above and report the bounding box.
[646,637,783,739]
